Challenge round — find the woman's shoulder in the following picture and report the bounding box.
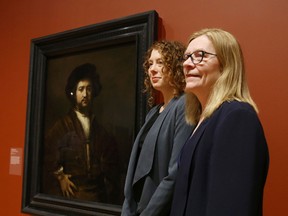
[149,104,162,113]
[220,100,256,113]
[171,93,186,108]
[214,100,258,122]
[145,104,161,119]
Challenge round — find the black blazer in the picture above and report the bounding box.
[122,95,194,216]
[170,101,269,216]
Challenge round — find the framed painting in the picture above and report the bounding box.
[22,10,158,215]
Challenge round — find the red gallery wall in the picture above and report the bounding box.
[1,0,287,215]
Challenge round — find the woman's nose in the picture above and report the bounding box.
[149,64,157,73]
[149,70,157,78]
[183,58,195,68]
[150,64,155,71]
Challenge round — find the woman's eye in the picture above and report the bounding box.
[157,60,163,65]
[194,51,203,58]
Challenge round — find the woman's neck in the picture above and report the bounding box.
[194,91,209,115]
[191,116,205,136]
[160,89,174,112]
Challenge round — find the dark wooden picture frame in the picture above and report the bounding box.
[22,10,158,215]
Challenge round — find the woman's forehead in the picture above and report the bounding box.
[187,35,215,52]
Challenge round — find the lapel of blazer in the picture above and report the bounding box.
[180,118,209,172]
[127,106,159,186]
[132,98,177,185]
[172,119,209,215]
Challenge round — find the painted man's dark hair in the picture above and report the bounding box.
[65,63,102,102]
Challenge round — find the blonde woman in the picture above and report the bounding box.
[170,28,269,216]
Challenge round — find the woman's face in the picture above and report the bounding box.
[148,49,171,92]
[183,35,221,99]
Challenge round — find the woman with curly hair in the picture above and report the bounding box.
[122,41,194,216]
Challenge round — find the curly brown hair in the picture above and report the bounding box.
[143,40,186,107]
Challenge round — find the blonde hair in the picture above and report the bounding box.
[185,28,258,125]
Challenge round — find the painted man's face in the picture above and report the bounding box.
[75,79,92,110]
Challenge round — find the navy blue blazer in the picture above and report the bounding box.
[170,101,269,216]
[122,95,194,216]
